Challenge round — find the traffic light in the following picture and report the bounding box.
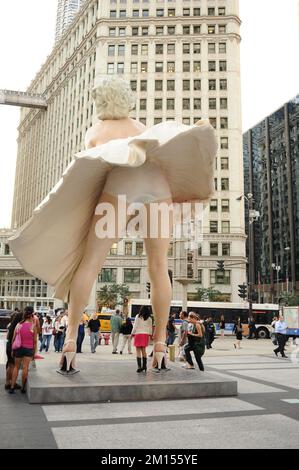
[238,283,247,300]
[217,260,225,272]
[146,282,151,293]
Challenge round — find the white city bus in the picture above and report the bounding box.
[128,299,279,338]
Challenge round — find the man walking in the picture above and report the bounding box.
[110,309,123,354]
[87,312,101,353]
[178,311,189,362]
[248,315,258,339]
[274,315,288,358]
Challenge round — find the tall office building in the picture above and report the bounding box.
[9,0,246,307]
[55,0,85,42]
[243,95,299,302]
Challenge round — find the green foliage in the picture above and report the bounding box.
[97,284,130,309]
[279,292,299,307]
[195,287,223,302]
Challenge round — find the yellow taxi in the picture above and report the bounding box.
[97,308,115,332]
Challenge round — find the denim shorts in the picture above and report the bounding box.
[14,347,34,358]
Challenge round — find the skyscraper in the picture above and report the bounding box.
[55,0,84,42]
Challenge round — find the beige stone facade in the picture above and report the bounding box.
[8,0,246,307]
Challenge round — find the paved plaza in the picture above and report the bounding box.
[1,334,299,449]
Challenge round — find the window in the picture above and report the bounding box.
[221,137,228,149]
[221,178,229,190]
[140,80,147,91]
[209,79,216,90]
[167,43,175,54]
[210,270,231,285]
[210,221,218,233]
[220,79,227,90]
[125,242,133,255]
[194,98,201,110]
[183,25,190,35]
[108,45,115,56]
[140,99,147,110]
[193,25,201,34]
[183,8,190,16]
[221,199,230,212]
[183,118,190,125]
[183,98,190,110]
[109,243,118,255]
[208,43,216,53]
[155,99,163,110]
[194,8,201,16]
[155,80,163,91]
[208,7,215,16]
[167,80,175,91]
[210,199,218,212]
[142,9,149,17]
[214,178,218,190]
[168,243,173,257]
[132,27,139,36]
[167,62,175,72]
[130,80,137,91]
[110,10,116,18]
[209,98,216,110]
[99,268,117,283]
[118,44,125,56]
[141,44,148,55]
[219,25,227,34]
[183,43,190,54]
[156,26,164,35]
[156,9,164,17]
[156,44,163,54]
[168,26,176,35]
[208,25,216,34]
[155,62,163,72]
[194,79,201,90]
[133,10,139,17]
[142,27,148,36]
[198,245,202,256]
[183,80,190,91]
[193,61,201,72]
[210,117,217,129]
[119,27,126,36]
[119,10,126,17]
[219,43,226,53]
[107,63,114,74]
[131,44,138,55]
[183,61,190,72]
[208,61,216,72]
[109,28,116,36]
[117,62,124,74]
[141,62,148,73]
[221,221,230,233]
[222,243,230,256]
[124,269,140,283]
[219,61,227,72]
[136,242,143,256]
[197,269,202,284]
[167,98,175,110]
[218,7,226,16]
[221,157,229,170]
[210,243,218,256]
[220,98,227,109]
[131,62,138,73]
[220,117,228,129]
[168,9,175,17]
[193,43,201,54]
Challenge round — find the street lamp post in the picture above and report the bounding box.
[284,246,290,294]
[272,255,281,303]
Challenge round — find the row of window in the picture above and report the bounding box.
[136,98,228,111]
[109,42,227,55]
[99,268,231,285]
[130,79,227,92]
[210,199,230,213]
[107,60,227,74]
[109,24,227,37]
[109,7,226,17]
[210,220,230,233]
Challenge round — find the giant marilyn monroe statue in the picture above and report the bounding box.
[9,76,218,374]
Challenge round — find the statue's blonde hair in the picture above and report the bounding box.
[92,76,136,120]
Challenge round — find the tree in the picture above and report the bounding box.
[279,292,299,307]
[97,284,131,310]
[195,287,223,302]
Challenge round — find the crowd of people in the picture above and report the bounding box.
[4,304,292,393]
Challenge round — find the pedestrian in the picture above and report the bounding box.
[110,309,123,354]
[54,313,65,352]
[271,316,278,346]
[274,315,288,358]
[87,312,101,353]
[9,306,38,394]
[5,311,23,391]
[39,315,54,353]
[166,314,176,346]
[219,315,225,338]
[120,317,133,354]
[184,312,205,371]
[132,306,153,373]
[206,317,216,349]
[248,315,258,339]
[76,315,86,353]
[233,316,243,349]
[178,311,189,362]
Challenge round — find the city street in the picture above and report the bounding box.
[1,334,299,449]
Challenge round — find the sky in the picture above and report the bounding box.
[0,0,298,228]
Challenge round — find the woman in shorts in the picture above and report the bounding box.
[9,306,38,394]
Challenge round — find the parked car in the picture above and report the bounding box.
[0,309,13,330]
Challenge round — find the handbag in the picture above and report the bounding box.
[12,324,22,350]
